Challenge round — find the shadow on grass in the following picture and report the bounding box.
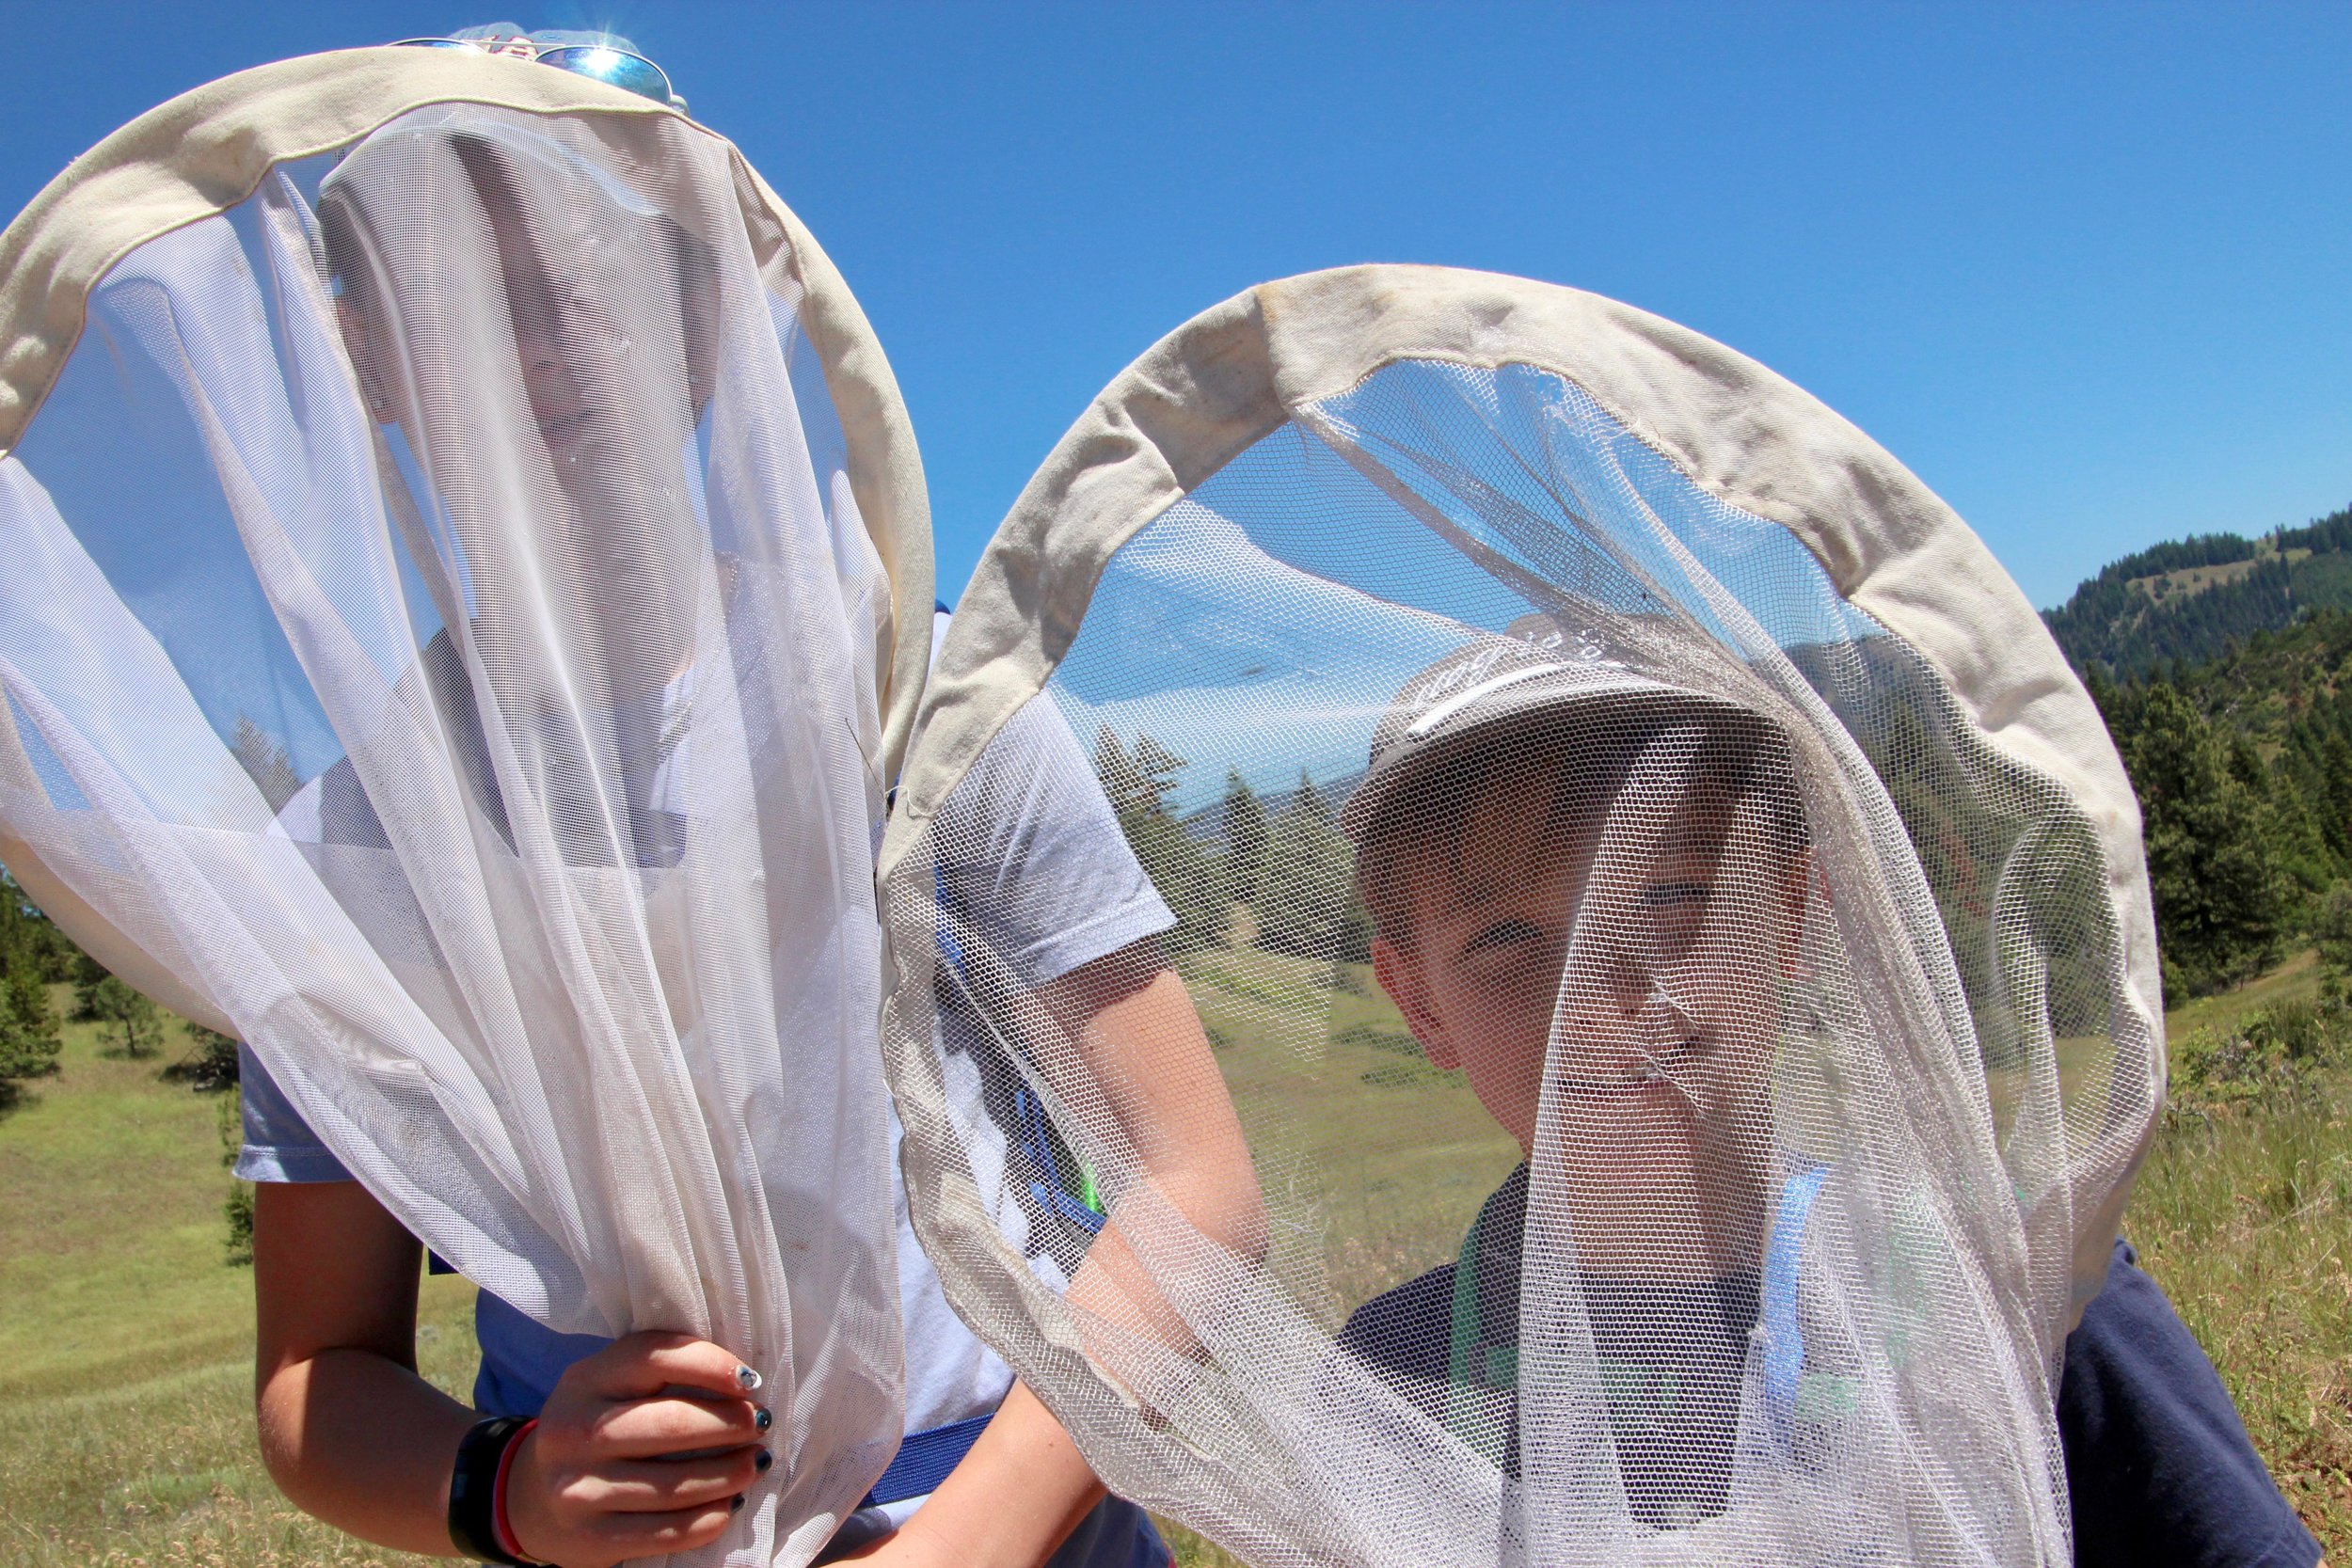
[158,1057,239,1093]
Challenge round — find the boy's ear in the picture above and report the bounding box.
[1775,847,1817,980]
[1372,935,1457,1070]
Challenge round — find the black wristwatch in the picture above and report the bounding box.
[448,1415,537,1565]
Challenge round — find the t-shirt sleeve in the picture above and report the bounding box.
[931,686,1175,990]
[2058,1237,2320,1568]
[235,1040,355,1183]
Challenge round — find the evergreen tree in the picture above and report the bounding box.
[2316,728,2352,866]
[2233,734,2338,909]
[1254,774,1368,962]
[0,956,60,1107]
[2316,884,2352,990]
[171,1024,243,1093]
[0,871,83,984]
[1091,726,1225,954]
[71,950,111,1022]
[2124,683,2284,996]
[85,974,165,1058]
[1218,769,1269,906]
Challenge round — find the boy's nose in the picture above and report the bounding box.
[1561,914,1653,1013]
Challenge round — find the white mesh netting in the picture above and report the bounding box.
[0,95,911,1565]
[880,317,2162,1565]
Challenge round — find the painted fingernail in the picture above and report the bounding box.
[755,1449,773,1473]
[735,1364,763,1393]
[754,1405,772,1433]
[730,1493,746,1513]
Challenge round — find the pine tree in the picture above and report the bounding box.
[2125,683,2285,996]
[86,974,165,1058]
[1254,774,1366,961]
[0,871,81,984]
[172,1024,243,1093]
[2236,734,2337,908]
[1091,727,1225,954]
[2316,884,2352,991]
[0,957,60,1107]
[230,714,302,814]
[1218,769,1269,906]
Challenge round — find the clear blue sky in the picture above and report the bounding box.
[3,1,2344,610]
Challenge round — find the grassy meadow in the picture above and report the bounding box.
[1,954,2345,1566]
[0,992,481,1567]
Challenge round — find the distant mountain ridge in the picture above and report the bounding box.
[2042,502,2352,677]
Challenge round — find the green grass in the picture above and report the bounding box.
[3,958,2345,1566]
[2126,956,2352,1550]
[1161,949,2352,1564]
[0,991,479,1567]
[1177,948,1520,1316]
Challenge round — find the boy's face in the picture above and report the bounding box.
[1372,738,1804,1264]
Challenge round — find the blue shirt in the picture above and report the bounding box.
[1337,1167,2318,1568]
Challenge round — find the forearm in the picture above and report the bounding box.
[257,1344,477,1557]
[882,1382,1105,1568]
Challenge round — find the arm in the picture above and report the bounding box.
[840,1382,1106,1568]
[253,1179,477,1555]
[1038,940,1268,1370]
[844,943,1261,1568]
[254,1180,767,1567]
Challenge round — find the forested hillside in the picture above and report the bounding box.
[2087,609,2352,998]
[2044,504,2352,678]
[1089,500,2352,1007]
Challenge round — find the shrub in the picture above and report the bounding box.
[2171,996,2352,1113]
[215,1094,254,1266]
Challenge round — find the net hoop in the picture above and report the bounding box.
[883,264,2158,1322]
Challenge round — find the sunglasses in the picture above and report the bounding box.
[390,37,682,110]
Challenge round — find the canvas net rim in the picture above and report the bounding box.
[881,262,2162,1326]
[0,44,930,767]
[0,47,937,1009]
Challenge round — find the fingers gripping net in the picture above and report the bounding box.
[0,78,918,1565]
[881,273,2160,1566]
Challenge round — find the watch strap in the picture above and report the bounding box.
[449,1414,537,1565]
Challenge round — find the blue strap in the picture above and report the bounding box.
[862,1413,992,1506]
[1019,1085,1108,1235]
[935,861,1104,1237]
[932,859,967,974]
[1759,1164,1830,1439]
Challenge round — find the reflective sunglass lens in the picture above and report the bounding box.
[532,46,674,105]
[388,38,486,51]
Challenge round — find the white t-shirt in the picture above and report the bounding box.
[243,610,1173,1458]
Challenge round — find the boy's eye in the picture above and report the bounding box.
[1643,879,1712,958]
[1462,917,1544,958]
[1642,880,1711,911]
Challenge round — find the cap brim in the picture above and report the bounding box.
[1336,668,1748,841]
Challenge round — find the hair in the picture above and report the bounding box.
[1352,704,1807,952]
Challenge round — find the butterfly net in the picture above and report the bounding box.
[0,55,927,1566]
[880,268,2163,1567]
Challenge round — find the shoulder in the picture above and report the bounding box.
[2058,1239,2320,1568]
[1336,1263,1455,1390]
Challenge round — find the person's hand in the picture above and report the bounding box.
[501,1331,770,1568]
